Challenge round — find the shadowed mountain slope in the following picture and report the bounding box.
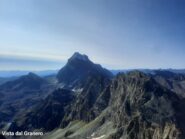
[0,73,55,129]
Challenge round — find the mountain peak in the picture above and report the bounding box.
[69,52,90,62]
[22,72,42,80]
[57,52,113,86]
[28,72,38,77]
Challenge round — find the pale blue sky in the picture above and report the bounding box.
[0,0,185,70]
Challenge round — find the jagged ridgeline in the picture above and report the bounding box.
[0,52,185,139]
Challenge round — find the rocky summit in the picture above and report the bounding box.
[57,52,113,89]
[0,53,185,139]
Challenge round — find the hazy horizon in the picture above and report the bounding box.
[1,0,185,70]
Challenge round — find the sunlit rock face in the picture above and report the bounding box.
[106,71,184,139]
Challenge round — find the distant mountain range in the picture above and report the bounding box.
[0,70,58,78]
[0,68,184,78]
[111,69,185,75]
[0,52,185,139]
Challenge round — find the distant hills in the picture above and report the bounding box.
[0,70,58,78]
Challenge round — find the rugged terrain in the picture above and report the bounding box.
[0,52,185,139]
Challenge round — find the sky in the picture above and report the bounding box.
[0,0,185,70]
